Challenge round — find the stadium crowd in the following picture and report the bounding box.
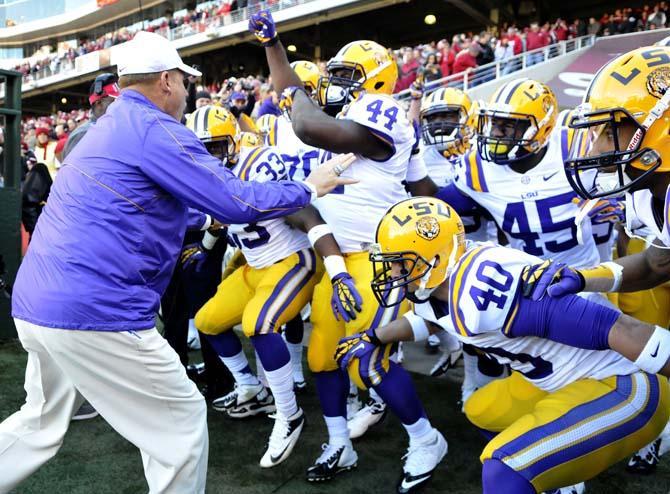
[10,1,670,85]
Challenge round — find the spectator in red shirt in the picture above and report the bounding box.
[452,42,480,87]
[507,27,523,55]
[395,49,420,92]
[526,23,549,65]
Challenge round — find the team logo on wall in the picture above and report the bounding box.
[647,67,670,99]
[416,216,440,241]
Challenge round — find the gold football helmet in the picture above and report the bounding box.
[255,114,277,139]
[317,40,398,109]
[565,46,670,199]
[186,105,240,167]
[370,197,466,307]
[238,131,262,149]
[478,78,557,164]
[290,60,320,96]
[420,87,475,157]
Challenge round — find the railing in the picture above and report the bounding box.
[9,0,317,88]
[395,34,596,100]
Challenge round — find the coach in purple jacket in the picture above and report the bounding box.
[0,32,354,493]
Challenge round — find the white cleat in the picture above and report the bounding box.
[212,383,275,418]
[430,348,463,377]
[348,399,387,439]
[346,391,362,420]
[306,442,358,482]
[544,482,586,494]
[260,408,306,468]
[397,429,448,493]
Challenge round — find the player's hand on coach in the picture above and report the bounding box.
[305,153,357,198]
[521,259,585,301]
[249,9,278,46]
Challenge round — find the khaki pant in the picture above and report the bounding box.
[0,319,208,493]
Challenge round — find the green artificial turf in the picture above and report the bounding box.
[0,337,668,494]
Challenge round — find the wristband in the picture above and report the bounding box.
[201,231,218,251]
[307,223,333,247]
[403,312,430,342]
[324,255,347,280]
[634,326,670,374]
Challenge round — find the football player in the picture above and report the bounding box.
[186,106,361,468]
[522,46,670,473]
[249,10,446,488]
[336,197,670,494]
[411,84,502,389]
[268,59,372,412]
[432,79,615,409]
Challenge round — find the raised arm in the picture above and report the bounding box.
[249,9,392,161]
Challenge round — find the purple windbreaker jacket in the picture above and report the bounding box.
[12,90,311,330]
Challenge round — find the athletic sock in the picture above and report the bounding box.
[482,459,534,494]
[324,415,351,448]
[372,362,426,426]
[205,332,259,387]
[285,341,305,383]
[255,350,268,388]
[403,416,433,444]
[252,333,297,417]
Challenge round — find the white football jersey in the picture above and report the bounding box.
[227,146,311,268]
[313,92,414,253]
[626,185,670,247]
[413,243,638,392]
[454,124,600,269]
[268,113,322,182]
[421,142,492,242]
[421,143,458,187]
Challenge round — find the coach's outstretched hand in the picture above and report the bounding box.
[305,153,358,198]
[249,9,278,46]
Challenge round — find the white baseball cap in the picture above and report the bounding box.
[117,31,202,77]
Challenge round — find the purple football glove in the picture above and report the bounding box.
[575,198,625,224]
[334,328,380,371]
[180,243,209,275]
[331,272,363,322]
[521,260,585,301]
[248,9,278,46]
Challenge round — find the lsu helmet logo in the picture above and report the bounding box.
[416,216,440,241]
[646,66,670,99]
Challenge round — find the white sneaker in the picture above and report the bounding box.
[348,399,387,439]
[397,429,448,493]
[260,408,306,468]
[187,319,201,350]
[544,482,586,494]
[213,383,275,418]
[306,442,358,482]
[346,391,362,420]
[430,347,463,377]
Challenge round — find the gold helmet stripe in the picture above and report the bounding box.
[496,78,528,104]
